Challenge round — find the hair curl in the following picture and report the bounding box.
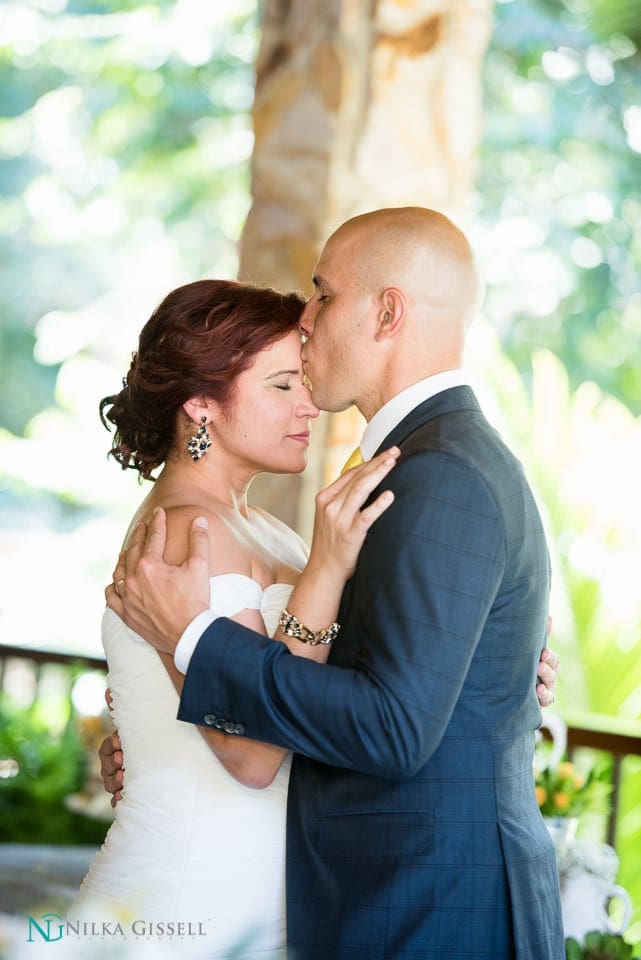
[100,279,305,481]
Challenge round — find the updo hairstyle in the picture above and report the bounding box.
[100,279,305,480]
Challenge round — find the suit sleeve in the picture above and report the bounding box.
[178,452,506,778]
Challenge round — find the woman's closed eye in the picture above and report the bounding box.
[273,383,292,391]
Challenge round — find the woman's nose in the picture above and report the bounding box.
[298,388,320,419]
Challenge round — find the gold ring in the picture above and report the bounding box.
[114,578,125,597]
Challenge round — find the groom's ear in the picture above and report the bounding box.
[374,287,405,342]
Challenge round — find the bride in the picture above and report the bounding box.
[69,279,401,958]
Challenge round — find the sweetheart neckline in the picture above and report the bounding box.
[208,574,296,592]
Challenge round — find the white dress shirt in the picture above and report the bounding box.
[174,368,469,673]
[360,368,469,459]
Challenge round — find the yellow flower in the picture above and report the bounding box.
[535,785,547,806]
[553,792,571,809]
[557,762,576,779]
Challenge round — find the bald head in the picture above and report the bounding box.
[302,206,482,419]
[328,207,481,338]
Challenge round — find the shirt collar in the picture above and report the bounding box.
[360,369,469,460]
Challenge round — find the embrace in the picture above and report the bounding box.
[71,207,564,959]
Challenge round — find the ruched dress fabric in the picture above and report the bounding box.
[70,574,297,959]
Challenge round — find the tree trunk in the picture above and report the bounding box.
[239,0,494,536]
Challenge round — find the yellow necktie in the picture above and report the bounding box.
[340,446,364,475]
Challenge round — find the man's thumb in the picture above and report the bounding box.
[189,516,210,562]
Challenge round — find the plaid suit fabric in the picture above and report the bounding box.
[179,387,564,959]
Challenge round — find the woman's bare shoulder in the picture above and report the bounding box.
[249,504,293,532]
[160,505,253,577]
[250,505,309,558]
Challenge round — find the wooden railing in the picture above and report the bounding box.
[0,642,107,712]
[0,642,107,676]
[1,644,640,850]
[563,711,641,848]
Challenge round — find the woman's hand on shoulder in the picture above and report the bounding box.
[308,447,400,582]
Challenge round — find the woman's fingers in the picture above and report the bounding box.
[99,731,125,800]
[354,447,400,478]
[321,447,400,499]
[541,645,559,671]
[358,489,395,528]
[310,447,400,577]
[98,733,121,774]
[338,451,399,516]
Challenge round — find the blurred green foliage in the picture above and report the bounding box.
[0,695,109,844]
[565,930,641,959]
[0,0,258,437]
[479,0,641,413]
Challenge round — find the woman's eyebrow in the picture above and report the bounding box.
[265,369,300,379]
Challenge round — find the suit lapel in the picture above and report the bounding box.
[330,387,482,668]
[372,385,481,455]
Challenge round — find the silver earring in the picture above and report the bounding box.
[187,416,212,461]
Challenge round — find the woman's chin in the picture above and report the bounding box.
[289,455,309,475]
[256,454,308,476]
[284,452,309,475]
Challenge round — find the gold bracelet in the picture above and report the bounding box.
[279,608,340,646]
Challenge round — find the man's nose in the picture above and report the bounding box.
[299,303,313,338]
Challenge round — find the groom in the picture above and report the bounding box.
[106,207,564,959]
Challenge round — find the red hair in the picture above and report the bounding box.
[100,279,305,480]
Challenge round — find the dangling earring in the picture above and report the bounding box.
[187,416,212,461]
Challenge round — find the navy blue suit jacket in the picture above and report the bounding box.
[178,387,564,959]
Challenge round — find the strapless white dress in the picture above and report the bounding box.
[70,575,296,959]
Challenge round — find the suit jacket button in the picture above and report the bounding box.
[214,718,226,729]
[223,721,236,734]
[203,714,217,726]
[234,724,245,736]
